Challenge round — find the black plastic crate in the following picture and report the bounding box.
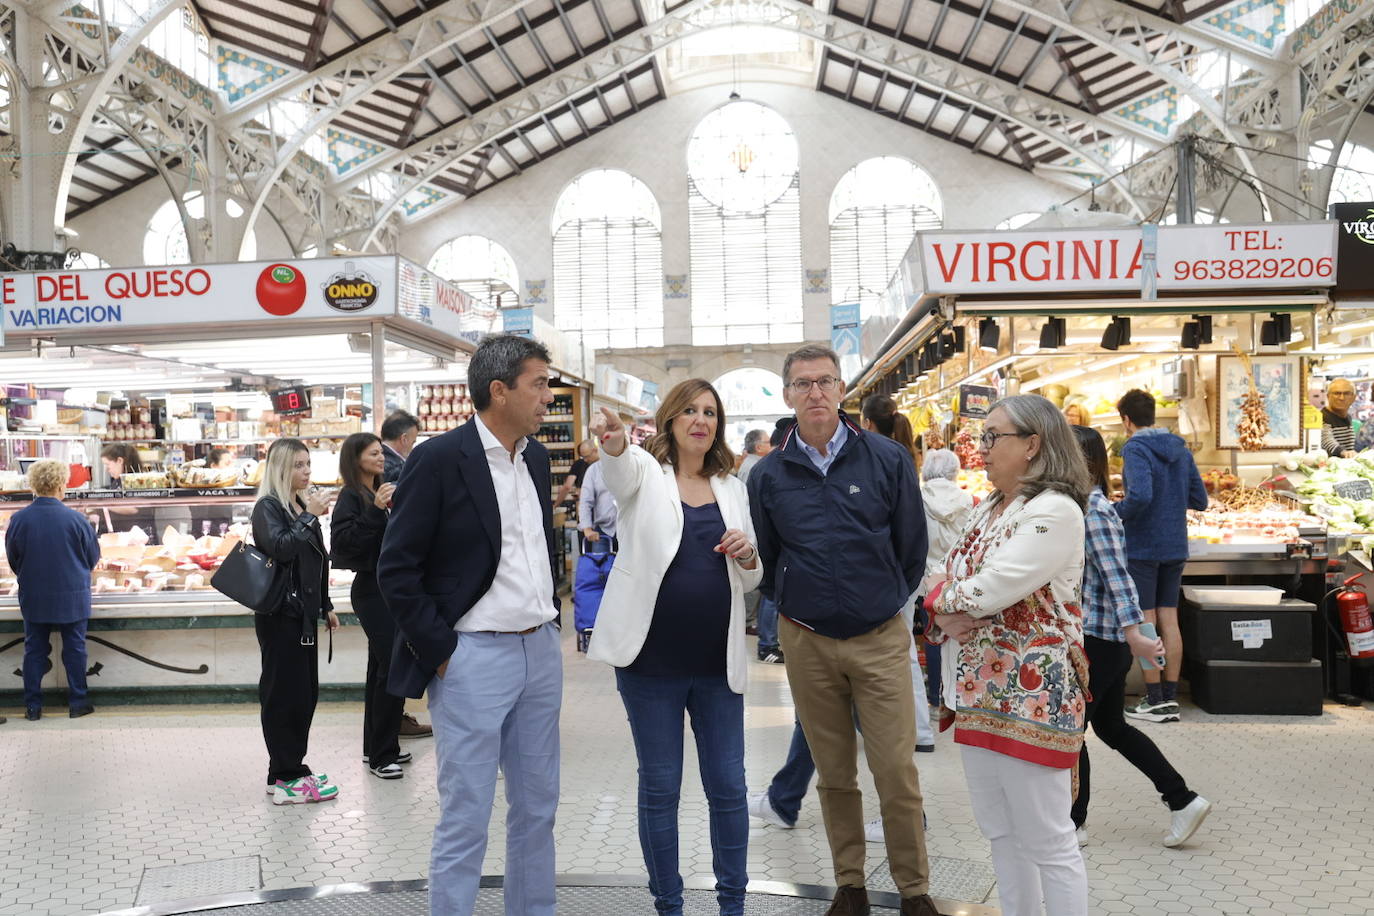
[1179,596,1315,663]
[1185,658,1323,716]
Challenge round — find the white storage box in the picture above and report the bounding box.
[1181,585,1285,606]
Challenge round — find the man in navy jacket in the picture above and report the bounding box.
[747,344,936,916]
[378,335,561,916]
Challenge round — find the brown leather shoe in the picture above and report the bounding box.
[901,894,941,915]
[399,713,433,738]
[825,886,870,916]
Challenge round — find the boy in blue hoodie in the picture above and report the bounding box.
[1114,389,1209,722]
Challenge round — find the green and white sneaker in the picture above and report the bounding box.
[265,772,332,795]
[1125,699,1181,723]
[272,775,339,805]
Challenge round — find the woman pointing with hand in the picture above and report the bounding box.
[587,381,761,916]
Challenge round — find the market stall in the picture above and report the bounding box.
[0,255,515,703]
[848,217,1347,711]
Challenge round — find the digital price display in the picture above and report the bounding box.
[269,385,312,415]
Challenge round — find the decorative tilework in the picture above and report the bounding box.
[216,47,292,106]
[1204,0,1284,51]
[1112,88,1179,137]
[1291,0,1362,57]
[328,128,389,177]
[400,186,446,217]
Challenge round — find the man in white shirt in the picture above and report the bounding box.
[378,335,561,916]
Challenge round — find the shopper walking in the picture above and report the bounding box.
[588,379,760,916]
[1115,389,1209,722]
[916,448,974,708]
[252,438,340,805]
[6,459,100,721]
[1071,425,1213,847]
[752,420,791,665]
[861,393,935,756]
[575,427,619,650]
[378,334,562,916]
[330,432,408,780]
[926,394,1089,916]
[737,428,771,484]
[748,344,937,916]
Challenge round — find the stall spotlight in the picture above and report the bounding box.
[978,318,1000,352]
[924,339,942,366]
[1192,314,1213,344]
[1100,316,1131,351]
[1274,312,1292,342]
[1115,316,1131,345]
[951,326,967,353]
[939,331,958,359]
[917,352,931,379]
[1039,317,1065,350]
[1181,321,1202,350]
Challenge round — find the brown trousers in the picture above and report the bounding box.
[779,613,930,897]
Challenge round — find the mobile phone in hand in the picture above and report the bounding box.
[1138,622,1165,670]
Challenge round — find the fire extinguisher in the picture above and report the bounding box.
[1332,574,1374,660]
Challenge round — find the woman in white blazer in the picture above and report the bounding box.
[588,378,762,916]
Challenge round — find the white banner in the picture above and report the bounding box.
[1155,222,1338,289]
[917,223,1339,295]
[1,257,399,333]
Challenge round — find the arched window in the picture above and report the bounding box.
[68,251,109,270]
[428,235,519,309]
[552,169,663,349]
[1311,140,1374,205]
[689,101,802,345]
[143,196,256,265]
[829,158,942,318]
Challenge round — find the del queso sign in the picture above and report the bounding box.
[918,222,1338,295]
[0,257,397,333]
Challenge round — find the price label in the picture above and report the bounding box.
[1334,479,1373,500]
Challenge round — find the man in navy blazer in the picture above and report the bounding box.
[379,334,562,916]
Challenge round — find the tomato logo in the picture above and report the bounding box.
[256,263,306,316]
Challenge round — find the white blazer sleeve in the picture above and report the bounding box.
[598,442,657,505]
[731,476,764,593]
[934,492,1084,620]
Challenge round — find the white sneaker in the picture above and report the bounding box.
[369,762,404,779]
[747,791,794,829]
[1076,827,1089,847]
[1163,796,1213,847]
[864,817,885,844]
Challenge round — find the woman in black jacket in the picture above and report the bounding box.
[330,432,405,779]
[252,437,339,805]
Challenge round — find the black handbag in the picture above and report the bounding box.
[212,541,289,614]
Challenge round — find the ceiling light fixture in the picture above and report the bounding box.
[1039,317,1065,350]
[1181,321,1202,350]
[978,318,1000,352]
[1193,314,1213,344]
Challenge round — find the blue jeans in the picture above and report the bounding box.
[616,669,748,916]
[766,720,815,825]
[23,619,89,710]
[756,595,779,652]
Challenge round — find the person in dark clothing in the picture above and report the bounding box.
[380,410,420,484]
[252,437,340,805]
[331,432,407,779]
[1114,389,1209,723]
[1321,378,1358,457]
[5,460,100,720]
[587,380,761,916]
[747,344,936,916]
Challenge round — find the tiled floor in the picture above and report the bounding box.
[2,625,1372,915]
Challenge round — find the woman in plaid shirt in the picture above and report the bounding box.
[1071,426,1212,849]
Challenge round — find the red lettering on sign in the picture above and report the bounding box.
[931,243,966,284]
[1020,241,1051,282]
[1,276,14,306]
[987,242,1016,281]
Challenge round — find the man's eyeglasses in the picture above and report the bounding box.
[789,376,840,394]
[979,430,1029,449]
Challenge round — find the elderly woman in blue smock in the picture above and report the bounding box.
[588,379,762,916]
[5,459,101,720]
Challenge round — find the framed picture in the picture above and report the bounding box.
[1215,354,1303,449]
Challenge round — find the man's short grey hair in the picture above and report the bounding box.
[922,449,960,482]
[782,344,841,384]
[468,334,552,411]
[743,429,768,454]
[990,394,1091,509]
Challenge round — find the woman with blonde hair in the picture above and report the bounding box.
[589,378,761,916]
[926,394,1091,915]
[252,438,339,805]
[5,460,100,721]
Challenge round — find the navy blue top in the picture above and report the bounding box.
[627,501,730,677]
[5,496,101,624]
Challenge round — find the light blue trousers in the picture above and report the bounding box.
[427,622,563,916]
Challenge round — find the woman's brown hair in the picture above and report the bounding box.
[100,442,143,474]
[339,432,382,494]
[861,393,917,464]
[646,378,736,478]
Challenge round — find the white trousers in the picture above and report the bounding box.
[899,599,935,746]
[960,745,1088,916]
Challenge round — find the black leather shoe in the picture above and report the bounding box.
[25,707,40,721]
[825,886,870,916]
[69,705,95,718]
[901,894,941,916]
